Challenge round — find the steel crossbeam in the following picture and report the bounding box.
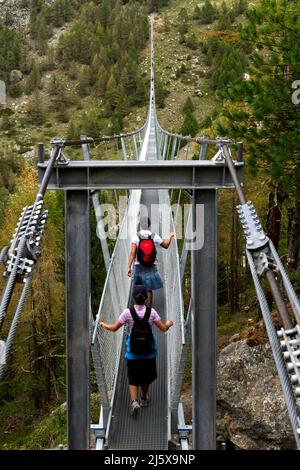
[38,159,243,190]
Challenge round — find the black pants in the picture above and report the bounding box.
[127,358,157,386]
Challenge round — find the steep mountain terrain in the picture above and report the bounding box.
[0,0,299,450]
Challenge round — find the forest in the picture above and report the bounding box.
[0,0,299,449]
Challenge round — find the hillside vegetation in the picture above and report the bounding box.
[0,0,299,449]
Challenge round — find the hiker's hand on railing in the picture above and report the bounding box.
[99,316,105,329]
[127,267,132,277]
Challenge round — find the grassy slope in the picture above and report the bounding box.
[154,0,217,131]
[154,0,265,344]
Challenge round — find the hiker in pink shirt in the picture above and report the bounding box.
[99,284,173,417]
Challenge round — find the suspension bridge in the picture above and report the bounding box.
[0,16,300,450]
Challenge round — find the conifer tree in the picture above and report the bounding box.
[105,74,122,112]
[180,96,199,137]
[180,114,199,138]
[67,119,80,140]
[25,60,42,95]
[178,7,189,35]
[135,77,147,105]
[155,76,168,108]
[216,0,300,268]
[26,89,46,125]
[36,14,49,55]
[77,65,94,96]
[96,64,108,97]
[0,28,22,78]
[199,0,217,25]
[193,5,201,20]
[211,44,245,90]
[214,1,232,30]
[182,97,195,115]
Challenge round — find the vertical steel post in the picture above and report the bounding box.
[191,189,217,449]
[237,141,243,162]
[200,136,209,160]
[37,143,45,163]
[65,190,90,450]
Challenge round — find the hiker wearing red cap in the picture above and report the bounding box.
[127,217,175,307]
[99,284,173,417]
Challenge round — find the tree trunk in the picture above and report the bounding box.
[40,306,51,406]
[266,191,282,251]
[31,295,41,410]
[229,195,239,314]
[265,190,283,310]
[287,173,300,271]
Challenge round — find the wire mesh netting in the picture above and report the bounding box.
[158,189,185,408]
[89,126,147,161]
[91,189,141,407]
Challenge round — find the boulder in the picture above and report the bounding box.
[217,339,296,449]
[9,69,23,84]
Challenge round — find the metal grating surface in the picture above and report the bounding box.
[107,190,169,450]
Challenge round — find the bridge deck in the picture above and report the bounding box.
[107,190,168,450]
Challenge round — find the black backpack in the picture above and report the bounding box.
[136,232,157,266]
[129,306,155,355]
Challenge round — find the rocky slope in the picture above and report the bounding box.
[181,321,297,450]
[0,0,30,29]
[216,339,297,449]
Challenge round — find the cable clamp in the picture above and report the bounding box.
[212,148,225,165]
[51,139,69,166]
[178,424,192,440]
[252,251,276,277]
[90,424,106,440]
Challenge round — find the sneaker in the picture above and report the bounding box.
[130,400,140,416]
[140,396,149,407]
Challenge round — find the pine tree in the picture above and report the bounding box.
[155,76,168,108]
[163,13,170,32]
[182,97,195,115]
[121,58,138,97]
[77,65,94,97]
[193,5,201,20]
[216,0,300,269]
[185,32,198,50]
[105,74,122,112]
[214,1,232,30]
[67,119,80,140]
[96,64,108,97]
[180,96,199,137]
[178,7,189,35]
[36,13,50,55]
[135,77,147,105]
[29,0,44,37]
[180,113,199,137]
[199,0,217,25]
[25,60,42,95]
[26,89,46,125]
[211,44,244,90]
[233,0,248,16]
[0,28,22,78]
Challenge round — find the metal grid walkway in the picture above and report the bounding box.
[107,190,169,450]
